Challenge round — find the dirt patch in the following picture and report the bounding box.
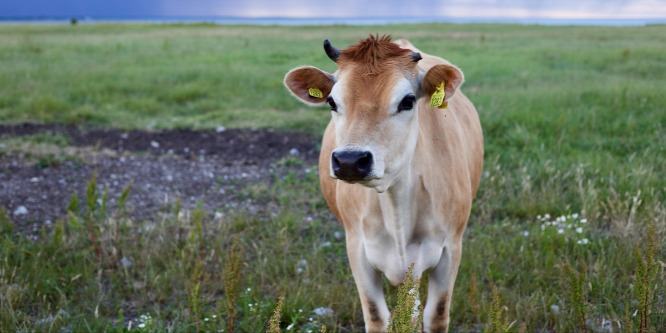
[0,123,322,233]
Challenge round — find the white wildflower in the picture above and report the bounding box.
[577,238,590,245]
[287,323,295,331]
[572,213,579,219]
[558,229,564,234]
[521,231,529,237]
[139,323,146,328]
[576,227,583,233]
[580,218,587,223]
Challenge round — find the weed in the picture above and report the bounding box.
[188,260,205,331]
[267,296,284,333]
[561,259,588,332]
[0,207,12,235]
[84,169,102,258]
[467,270,480,324]
[488,285,512,333]
[388,263,422,333]
[633,222,659,333]
[224,239,243,333]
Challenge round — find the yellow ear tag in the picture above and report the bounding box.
[308,87,323,98]
[429,81,446,109]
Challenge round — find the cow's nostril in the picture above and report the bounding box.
[356,152,372,172]
[332,152,341,171]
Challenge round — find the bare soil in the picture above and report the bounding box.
[0,123,321,233]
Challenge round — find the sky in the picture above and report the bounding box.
[2,0,666,19]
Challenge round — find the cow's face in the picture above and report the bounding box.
[285,36,463,192]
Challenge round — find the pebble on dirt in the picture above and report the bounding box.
[13,206,28,216]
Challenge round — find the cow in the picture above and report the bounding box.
[284,35,483,332]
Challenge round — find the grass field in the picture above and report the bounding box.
[1,23,665,332]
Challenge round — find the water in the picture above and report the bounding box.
[1,16,664,26]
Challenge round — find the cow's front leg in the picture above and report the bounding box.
[347,239,389,332]
[423,238,462,332]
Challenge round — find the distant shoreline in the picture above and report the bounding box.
[1,16,664,26]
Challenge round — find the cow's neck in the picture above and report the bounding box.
[376,165,416,267]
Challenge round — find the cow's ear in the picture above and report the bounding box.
[284,66,335,106]
[421,64,464,102]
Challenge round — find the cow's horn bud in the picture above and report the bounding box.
[324,39,340,62]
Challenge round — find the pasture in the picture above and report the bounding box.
[0,22,664,332]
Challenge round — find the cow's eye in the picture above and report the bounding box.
[398,94,416,112]
[327,96,338,112]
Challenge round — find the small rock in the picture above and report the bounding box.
[313,307,334,317]
[120,257,132,268]
[215,126,226,133]
[166,175,173,182]
[150,141,160,148]
[550,304,560,313]
[29,177,40,183]
[120,133,129,139]
[289,148,299,156]
[334,231,344,240]
[13,206,28,216]
[320,241,331,248]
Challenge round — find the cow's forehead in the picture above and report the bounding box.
[332,64,416,112]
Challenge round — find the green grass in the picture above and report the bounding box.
[1,23,665,332]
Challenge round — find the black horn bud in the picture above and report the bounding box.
[410,52,422,62]
[324,39,340,62]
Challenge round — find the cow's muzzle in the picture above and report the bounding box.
[331,150,374,181]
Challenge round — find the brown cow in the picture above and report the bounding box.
[284,35,483,332]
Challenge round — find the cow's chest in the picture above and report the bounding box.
[361,214,448,285]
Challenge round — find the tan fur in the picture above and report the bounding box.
[285,36,483,332]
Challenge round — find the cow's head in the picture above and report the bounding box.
[284,35,463,192]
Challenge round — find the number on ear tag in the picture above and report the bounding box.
[429,81,446,108]
[308,87,323,98]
